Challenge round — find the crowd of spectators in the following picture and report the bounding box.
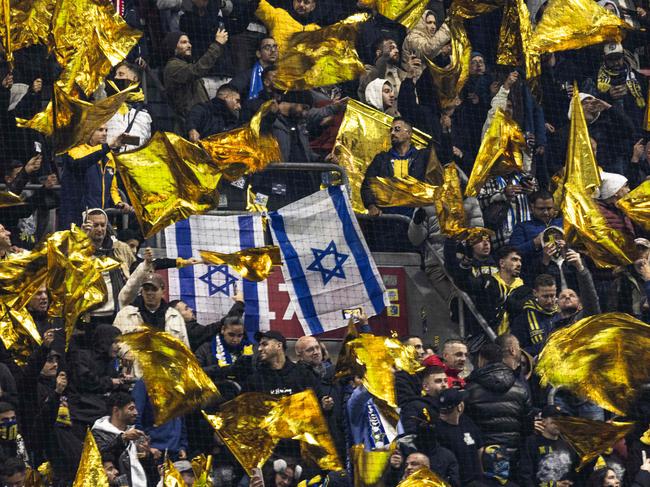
[1,0,650,485]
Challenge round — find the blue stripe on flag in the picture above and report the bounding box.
[269,212,324,335]
[328,186,386,314]
[175,218,196,311]
[238,215,261,339]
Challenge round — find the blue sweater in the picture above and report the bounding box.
[132,380,188,455]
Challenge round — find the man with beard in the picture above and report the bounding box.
[186,84,242,141]
[359,37,407,101]
[26,284,65,352]
[162,28,229,121]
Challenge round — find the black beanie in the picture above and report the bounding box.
[280,90,314,107]
[162,32,186,61]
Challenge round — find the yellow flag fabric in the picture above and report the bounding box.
[562,183,635,269]
[351,444,394,487]
[375,0,430,29]
[8,0,55,51]
[199,246,281,282]
[1,0,13,66]
[163,458,187,487]
[554,84,602,205]
[426,19,471,109]
[617,180,650,232]
[536,312,650,415]
[191,455,213,487]
[0,191,25,208]
[203,390,343,475]
[332,100,431,213]
[119,330,220,425]
[275,13,369,91]
[530,0,627,54]
[496,0,540,81]
[448,0,501,19]
[73,430,109,487]
[255,0,320,52]
[397,468,450,487]
[465,109,525,197]
[553,417,635,469]
[114,132,222,239]
[199,101,281,180]
[367,176,439,207]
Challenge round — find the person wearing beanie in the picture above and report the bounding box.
[162,28,229,124]
[270,90,318,162]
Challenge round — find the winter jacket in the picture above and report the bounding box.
[464,362,532,449]
[163,42,225,119]
[394,370,422,408]
[272,113,319,162]
[106,104,152,152]
[113,303,189,347]
[401,10,450,64]
[238,356,320,397]
[186,96,241,138]
[511,299,557,356]
[399,395,438,435]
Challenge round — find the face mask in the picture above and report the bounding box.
[0,417,18,441]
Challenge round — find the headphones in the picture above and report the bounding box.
[273,459,303,481]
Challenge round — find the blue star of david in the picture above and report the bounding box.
[307,240,349,285]
[199,265,238,296]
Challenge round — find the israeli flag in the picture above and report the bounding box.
[269,186,388,335]
[165,214,270,337]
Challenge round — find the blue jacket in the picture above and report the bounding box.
[132,380,188,456]
[509,216,563,284]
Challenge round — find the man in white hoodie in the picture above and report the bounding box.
[92,392,149,487]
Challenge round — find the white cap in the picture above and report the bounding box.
[567,92,596,119]
[596,171,628,200]
[604,42,624,57]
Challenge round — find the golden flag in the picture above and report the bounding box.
[347,334,424,407]
[200,246,281,282]
[367,176,439,207]
[120,329,219,425]
[73,430,109,487]
[9,0,55,51]
[200,101,281,180]
[529,0,627,53]
[554,85,602,205]
[275,13,369,91]
[496,0,540,81]
[191,455,213,487]
[0,306,42,366]
[203,390,343,475]
[1,0,12,68]
[536,312,650,415]
[334,319,362,380]
[0,191,26,208]
[397,468,450,487]
[553,416,635,469]
[465,108,526,197]
[617,179,650,233]
[374,0,430,29]
[351,444,394,487]
[448,0,502,19]
[255,0,320,53]
[645,87,650,132]
[163,458,187,487]
[115,132,222,239]
[426,18,471,109]
[332,100,431,213]
[203,393,278,476]
[562,183,634,269]
[436,164,466,238]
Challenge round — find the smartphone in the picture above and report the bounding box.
[34,141,42,153]
[342,307,362,322]
[121,134,140,146]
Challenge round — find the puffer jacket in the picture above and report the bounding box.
[463,362,532,449]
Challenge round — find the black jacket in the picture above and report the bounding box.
[187,300,244,351]
[395,370,422,408]
[238,356,320,397]
[399,395,438,436]
[464,363,532,449]
[186,97,241,138]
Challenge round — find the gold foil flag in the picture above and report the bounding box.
[436,164,466,238]
[397,468,450,487]
[200,101,281,180]
[426,18,471,109]
[200,246,281,282]
[496,0,540,81]
[119,329,220,425]
[163,458,187,487]
[0,192,25,208]
[465,108,525,197]
[553,416,634,469]
[530,0,626,54]
[347,334,424,407]
[275,13,369,91]
[449,0,502,19]
[351,443,394,487]
[115,132,222,239]
[555,84,602,205]
[536,312,650,415]
[204,390,343,475]
[191,455,213,487]
[377,0,430,29]
[562,183,634,268]
[9,0,55,51]
[0,306,42,366]
[255,0,320,53]
[73,430,109,487]
[367,176,439,207]
[333,100,430,213]
[617,180,650,233]
[1,0,12,67]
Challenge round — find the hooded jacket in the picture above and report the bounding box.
[464,362,532,449]
[364,78,395,115]
[239,355,320,397]
[401,10,451,64]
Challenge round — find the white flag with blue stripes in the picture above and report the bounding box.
[269,185,388,335]
[165,214,270,337]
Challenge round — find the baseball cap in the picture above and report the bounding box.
[255,330,287,349]
[141,273,165,290]
[604,42,624,57]
[541,404,567,418]
[436,388,466,411]
[173,460,193,473]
